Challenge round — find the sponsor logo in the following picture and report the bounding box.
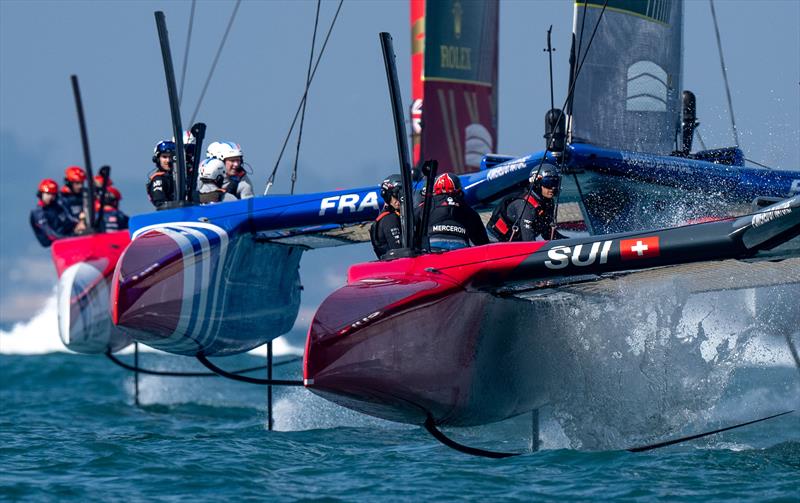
[486,159,527,181]
[319,191,380,216]
[338,310,382,335]
[620,236,660,260]
[544,240,613,269]
[752,200,793,228]
[432,224,466,235]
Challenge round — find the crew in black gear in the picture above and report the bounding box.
[59,165,87,221]
[370,174,403,259]
[147,140,177,209]
[95,186,129,232]
[426,173,489,251]
[490,164,566,241]
[30,179,76,247]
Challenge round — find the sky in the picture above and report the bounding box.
[0,0,798,327]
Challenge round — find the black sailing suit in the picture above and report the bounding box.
[59,186,84,221]
[147,169,175,209]
[369,204,403,259]
[426,194,489,250]
[30,200,76,247]
[505,191,566,241]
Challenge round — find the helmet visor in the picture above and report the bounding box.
[540,175,560,189]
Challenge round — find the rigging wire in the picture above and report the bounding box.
[178,0,197,107]
[695,128,708,151]
[265,0,344,195]
[189,0,242,125]
[290,0,322,195]
[509,0,608,239]
[744,157,774,170]
[709,0,740,147]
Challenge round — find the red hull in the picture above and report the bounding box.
[50,231,132,353]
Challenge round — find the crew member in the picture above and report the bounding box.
[147,139,177,209]
[95,186,129,231]
[369,174,403,259]
[60,166,86,221]
[30,179,78,247]
[488,164,565,241]
[206,141,254,199]
[197,158,237,204]
[93,174,112,190]
[425,173,489,251]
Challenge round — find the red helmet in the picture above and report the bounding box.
[38,178,58,194]
[94,174,112,187]
[433,173,462,196]
[106,186,122,203]
[65,166,86,183]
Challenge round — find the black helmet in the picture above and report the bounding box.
[380,174,402,203]
[529,162,561,196]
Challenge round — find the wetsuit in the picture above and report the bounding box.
[505,191,566,241]
[59,186,84,221]
[96,206,129,232]
[426,194,489,250]
[223,173,254,199]
[30,200,76,247]
[147,169,175,209]
[369,205,402,259]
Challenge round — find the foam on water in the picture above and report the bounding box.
[0,291,304,357]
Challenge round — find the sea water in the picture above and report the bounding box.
[1,294,798,501]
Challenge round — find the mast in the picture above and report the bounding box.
[155,11,187,203]
[70,75,96,231]
[380,32,415,251]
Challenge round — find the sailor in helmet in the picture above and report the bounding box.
[197,158,238,204]
[369,174,404,259]
[147,139,177,209]
[60,165,87,222]
[94,186,129,232]
[206,141,254,199]
[425,173,488,251]
[488,163,565,241]
[30,179,77,247]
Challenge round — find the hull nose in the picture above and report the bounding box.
[112,228,193,351]
[58,261,132,354]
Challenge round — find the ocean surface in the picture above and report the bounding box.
[1,297,799,501]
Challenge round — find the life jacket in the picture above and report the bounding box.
[427,196,469,246]
[198,189,227,204]
[487,193,540,241]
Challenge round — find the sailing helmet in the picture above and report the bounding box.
[433,173,462,196]
[380,174,402,203]
[218,141,243,161]
[205,141,224,160]
[174,130,196,156]
[198,158,226,187]
[105,186,122,206]
[64,166,86,183]
[38,178,59,195]
[94,174,112,187]
[530,162,561,196]
[152,140,177,165]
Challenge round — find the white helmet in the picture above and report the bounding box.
[218,141,243,160]
[172,130,195,145]
[206,141,224,160]
[198,158,226,186]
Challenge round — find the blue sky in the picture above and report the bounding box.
[1,0,798,326]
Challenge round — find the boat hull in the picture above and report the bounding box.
[305,284,553,426]
[51,231,132,354]
[112,222,303,356]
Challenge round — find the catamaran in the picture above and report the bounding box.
[303,0,800,454]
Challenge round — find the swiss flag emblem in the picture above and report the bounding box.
[620,236,660,260]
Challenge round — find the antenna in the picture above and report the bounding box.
[155,11,187,203]
[379,32,415,252]
[544,25,555,112]
[70,75,96,232]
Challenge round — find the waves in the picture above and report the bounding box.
[0,291,304,357]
